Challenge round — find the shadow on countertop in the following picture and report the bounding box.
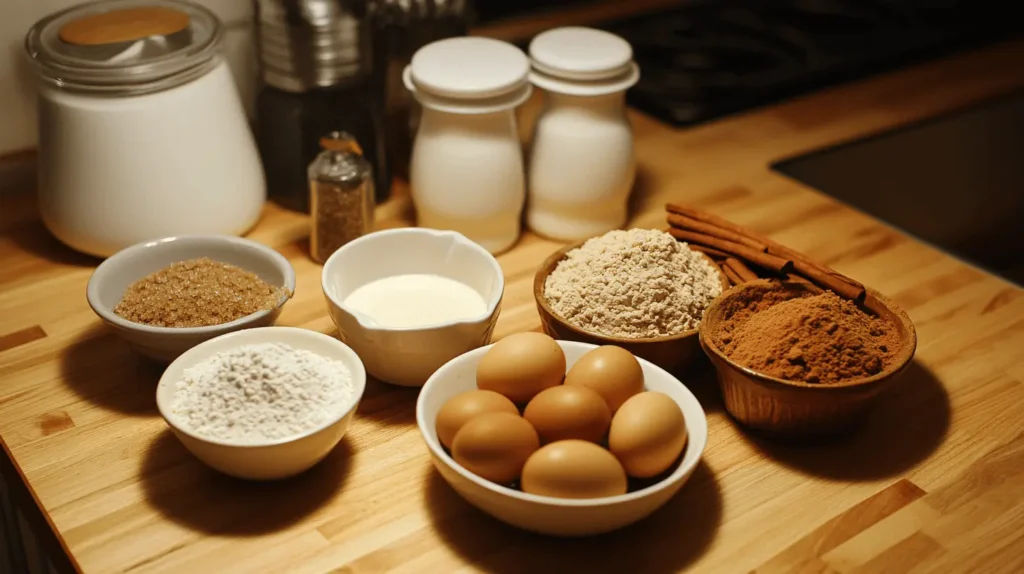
[4,216,100,269]
[355,376,421,427]
[424,460,722,574]
[627,164,657,219]
[679,362,726,414]
[140,430,352,535]
[60,324,162,417]
[740,360,951,481]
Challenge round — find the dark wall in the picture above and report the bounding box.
[474,0,593,23]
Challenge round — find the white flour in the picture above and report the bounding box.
[172,343,354,444]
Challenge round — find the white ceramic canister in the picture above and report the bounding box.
[526,27,640,241]
[404,37,532,255]
[25,0,265,258]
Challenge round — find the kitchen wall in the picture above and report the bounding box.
[0,0,259,156]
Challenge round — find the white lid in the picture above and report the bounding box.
[529,27,633,81]
[408,37,530,100]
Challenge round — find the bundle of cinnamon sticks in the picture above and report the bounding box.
[666,203,867,302]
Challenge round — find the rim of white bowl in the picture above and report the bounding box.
[416,340,709,507]
[320,228,505,331]
[156,326,367,448]
[86,235,297,335]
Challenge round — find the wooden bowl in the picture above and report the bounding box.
[533,240,730,374]
[698,280,917,438]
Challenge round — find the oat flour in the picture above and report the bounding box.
[173,343,354,444]
[544,228,723,338]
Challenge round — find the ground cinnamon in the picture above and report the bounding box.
[714,284,899,384]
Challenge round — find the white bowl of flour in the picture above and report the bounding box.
[156,326,366,480]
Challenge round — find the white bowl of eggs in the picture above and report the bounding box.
[416,333,708,537]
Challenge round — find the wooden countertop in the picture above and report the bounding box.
[3,33,1024,574]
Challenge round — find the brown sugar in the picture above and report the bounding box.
[714,286,899,384]
[114,258,288,328]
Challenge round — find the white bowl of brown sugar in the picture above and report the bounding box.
[87,235,295,362]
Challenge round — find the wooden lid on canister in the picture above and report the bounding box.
[59,7,190,46]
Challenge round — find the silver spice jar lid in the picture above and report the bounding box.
[25,0,222,95]
[309,131,373,185]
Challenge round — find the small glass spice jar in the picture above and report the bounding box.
[309,131,375,263]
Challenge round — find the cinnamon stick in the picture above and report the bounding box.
[667,203,867,302]
[667,213,767,251]
[668,228,793,274]
[666,203,761,239]
[768,243,865,291]
[721,264,742,286]
[724,258,759,282]
[687,244,730,259]
[791,260,866,302]
[785,273,824,294]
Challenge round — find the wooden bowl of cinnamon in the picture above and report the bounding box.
[698,280,917,438]
[533,238,730,374]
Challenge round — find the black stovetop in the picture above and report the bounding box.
[774,91,1024,285]
[600,0,1022,126]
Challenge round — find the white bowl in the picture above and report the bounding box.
[156,326,366,480]
[87,235,295,362]
[321,228,504,387]
[416,340,708,536]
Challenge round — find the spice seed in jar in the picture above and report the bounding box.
[311,179,373,263]
[113,258,289,328]
[544,229,723,339]
[172,343,354,444]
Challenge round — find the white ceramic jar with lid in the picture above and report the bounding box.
[25,0,265,258]
[526,27,640,241]
[404,37,531,255]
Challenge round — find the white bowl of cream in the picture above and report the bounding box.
[321,228,505,386]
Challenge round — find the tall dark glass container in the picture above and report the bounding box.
[371,0,472,179]
[254,0,391,212]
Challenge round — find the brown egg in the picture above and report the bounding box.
[564,345,644,413]
[608,392,687,478]
[477,332,565,403]
[452,412,540,484]
[523,385,611,444]
[521,440,628,499]
[436,390,519,449]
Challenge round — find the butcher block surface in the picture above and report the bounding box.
[1,36,1024,574]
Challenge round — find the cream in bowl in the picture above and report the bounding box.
[87,235,295,362]
[417,336,708,536]
[322,228,504,387]
[156,326,366,480]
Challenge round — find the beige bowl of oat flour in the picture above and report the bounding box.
[534,229,730,374]
[156,327,366,480]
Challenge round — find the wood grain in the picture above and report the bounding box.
[1,36,1023,574]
